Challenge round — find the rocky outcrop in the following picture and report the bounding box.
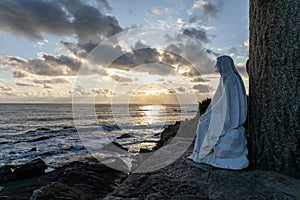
[31,162,128,200]
[0,158,47,184]
[0,161,127,200]
[105,142,300,200]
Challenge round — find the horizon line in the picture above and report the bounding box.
[0,102,200,105]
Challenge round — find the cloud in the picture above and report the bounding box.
[15,78,70,90]
[192,77,206,82]
[180,42,215,75]
[132,63,176,76]
[33,39,49,48]
[177,87,186,92]
[42,84,53,89]
[61,34,216,78]
[235,62,247,75]
[111,39,213,77]
[0,0,122,42]
[0,82,14,92]
[217,46,240,56]
[74,85,93,96]
[183,28,210,43]
[132,48,160,65]
[192,83,210,93]
[13,70,29,78]
[109,47,160,71]
[2,32,215,80]
[228,47,238,54]
[188,0,223,22]
[206,49,220,57]
[92,88,114,97]
[1,54,81,77]
[60,41,89,58]
[133,40,150,49]
[95,0,112,11]
[110,75,137,82]
[167,88,176,94]
[160,51,187,66]
[151,7,171,15]
[244,39,249,47]
[33,78,71,84]
[15,82,36,87]
[193,1,219,16]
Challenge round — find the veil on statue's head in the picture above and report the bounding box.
[216,55,240,77]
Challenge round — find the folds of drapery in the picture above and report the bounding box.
[187,55,248,169]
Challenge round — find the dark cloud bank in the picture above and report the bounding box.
[0,0,220,81]
[0,0,121,42]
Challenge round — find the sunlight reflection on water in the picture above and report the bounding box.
[138,105,166,125]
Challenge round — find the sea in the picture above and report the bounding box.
[0,104,198,168]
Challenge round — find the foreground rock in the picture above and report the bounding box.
[105,143,300,200]
[0,158,47,184]
[104,155,209,199]
[0,161,127,200]
[104,114,300,199]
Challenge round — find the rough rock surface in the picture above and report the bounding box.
[0,161,127,200]
[105,141,300,200]
[105,116,300,200]
[0,158,47,184]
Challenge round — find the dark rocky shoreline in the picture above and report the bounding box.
[1,102,300,199]
[0,159,127,199]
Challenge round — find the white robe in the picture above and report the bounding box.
[187,56,249,170]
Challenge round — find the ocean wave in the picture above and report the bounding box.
[101,125,121,132]
[25,126,76,135]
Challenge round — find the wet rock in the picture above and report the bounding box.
[25,128,51,134]
[117,133,132,139]
[111,141,129,151]
[0,165,16,184]
[37,128,51,131]
[27,135,54,143]
[139,148,153,153]
[153,121,181,151]
[29,147,38,152]
[102,125,121,132]
[31,162,128,199]
[153,133,160,137]
[0,158,47,184]
[63,126,74,129]
[13,158,47,180]
[0,141,9,145]
[0,161,128,199]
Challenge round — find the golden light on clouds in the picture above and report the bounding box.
[244,39,249,47]
[129,85,179,105]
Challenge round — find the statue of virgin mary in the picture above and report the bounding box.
[187,55,249,169]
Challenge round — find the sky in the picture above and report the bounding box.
[0,0,249,104]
